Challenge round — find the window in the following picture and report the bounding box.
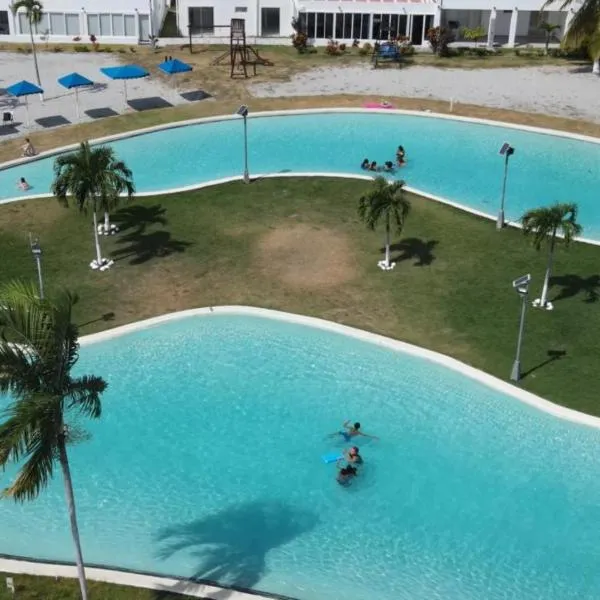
[316,13,324,38]
[361,13,370,39]
[112,14,124,36]
[124,14,136,37]
[18,13,30,34]
[261,7,280,36]
[0,10,8,35]
[235,6,248,12]
[87,14,99,36]
[38,13,49,34]
[65,13,80,35]
[49,13,65,35]
[342,13,352,39]
[335,13,343,39]
[189,7,214,34]
[306,12,315,37]
[99,14,111,35]
[325,13,333,39]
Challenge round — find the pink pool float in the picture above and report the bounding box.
[363,101,396,109]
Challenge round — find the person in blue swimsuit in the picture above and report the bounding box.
[329,420,379,442]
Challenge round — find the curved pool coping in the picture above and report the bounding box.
[1,108,600,247]
[3,304,600,597]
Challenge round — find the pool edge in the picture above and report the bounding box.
[79,306,600,431]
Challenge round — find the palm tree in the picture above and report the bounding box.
[11,0,44,88]
[538,21,561,54]
[0,280,107,600]
[521,203,582,310]
[51,141,135,270]
[545,0,600,72]
[358,176,411,271]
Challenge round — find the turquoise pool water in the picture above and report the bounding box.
[1,313,600,599]
[1,111,600,241]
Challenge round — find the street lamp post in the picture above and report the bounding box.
[510,273,531,382]
[236,104,250,184]
[497,142,515,230]
[29,233,44,300]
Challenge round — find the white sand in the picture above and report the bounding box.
[250,64,600,123]
[0,52,196,140]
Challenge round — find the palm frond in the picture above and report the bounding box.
[562,0,600,46]
[66,375,106,419]
[521,202,582,249]
[358,177,410,234]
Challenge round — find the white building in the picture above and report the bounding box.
[0,0,579,48]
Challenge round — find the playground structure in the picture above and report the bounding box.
[188,19,273,78]
[372,41,403,68]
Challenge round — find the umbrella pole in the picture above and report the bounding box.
[123,80,128,107]
[25,96,30,128]
[75,88,80,122]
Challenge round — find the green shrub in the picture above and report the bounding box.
[73,44,90,52]
[53,46,63,52]
[426,26,454,57]
[118,48,127,54]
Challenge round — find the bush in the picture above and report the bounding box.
[73,44,90,52]
[325,39,345,56]
[52,46,63,52]
[548,47,567,58]
[399,41,415,56]
[426,26,454,57]
[118,48,127,54]
[339,42,346,52]
[358,41,372,56]
[352,39,360,48]
[291,17,309,53]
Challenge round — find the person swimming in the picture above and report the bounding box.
[337,464,357,486]
[17,177,31,191]
[369,161,378,171]
[344,446,363,465]
[329,420,379,442]
[361,158,370,170]
[396,145,406,165]
[384,161,394,172]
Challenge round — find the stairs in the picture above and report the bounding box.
[159,9,183,38]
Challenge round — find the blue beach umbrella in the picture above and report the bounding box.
[6,80,44,127]
[58,72,93,122]
[100,65,149,105]
[159,58,193,75]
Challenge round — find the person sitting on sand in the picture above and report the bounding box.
[17,177,31,191]
[21,138,36,158]
[361,158,370,170]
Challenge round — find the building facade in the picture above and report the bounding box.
[0,0,579,47]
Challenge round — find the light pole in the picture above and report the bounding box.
[236,104,250,184]
[497,142,515,230]
[510,273,531,382]
[29,233,44,300]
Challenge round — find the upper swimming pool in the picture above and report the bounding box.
[1,309,600,600]
[1,110,600,241]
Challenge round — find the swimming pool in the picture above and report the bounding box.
[1,110,600,241]
[1,309,600,600]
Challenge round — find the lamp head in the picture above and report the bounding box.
[236,105,249,118]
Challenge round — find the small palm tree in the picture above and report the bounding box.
[539,21,561,54]
[0,280,107,600]
[51,141,135,270]
[358,177,411,270]
[521,203,582,309]
[11,0,44,88]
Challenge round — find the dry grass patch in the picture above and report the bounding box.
[256,224,357,290]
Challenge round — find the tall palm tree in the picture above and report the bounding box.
[51,141,135,270]
[0,280,107,600]
[521,203,582,310]
[11,0,44,87]
[545,0,600,72]
[358,176,411,270]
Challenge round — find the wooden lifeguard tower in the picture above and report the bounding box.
[211,19,273,79]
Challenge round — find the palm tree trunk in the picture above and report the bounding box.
[28,20,42,88]
[104,211,111,233]
[92,211,103,266]
[593,58,600,75]
[540,233,556,307]
[384,213,391,267]
[57,438,89,600]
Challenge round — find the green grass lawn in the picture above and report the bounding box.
[0,572,185,599]
[0,177,598,414]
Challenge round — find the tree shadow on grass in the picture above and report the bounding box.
[153,500,318,598]
[112,230,192,265]
[78,311,115,328]
[379,238,438,266]
[550,274,600,304]
[521,349,567,380]
[111,204,168,235]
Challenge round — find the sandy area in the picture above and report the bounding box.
[250,65,600,123]
[0,52,195,139]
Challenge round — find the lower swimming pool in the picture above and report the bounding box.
[1,110,600,241]
[1,310,600,599]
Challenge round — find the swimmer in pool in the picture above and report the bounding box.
[336,464,357,486]
[329,420,379,442]
[344,446,363,465]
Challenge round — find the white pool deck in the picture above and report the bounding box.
[1,107,599,246]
